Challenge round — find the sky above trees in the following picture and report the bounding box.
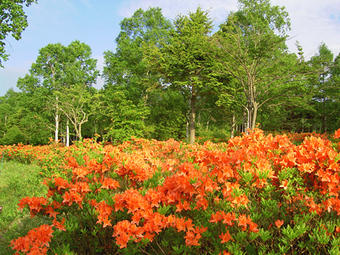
[0,0,340,96]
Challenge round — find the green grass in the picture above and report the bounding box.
[0,161,49,255]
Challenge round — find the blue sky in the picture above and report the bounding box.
[1,0,340,96]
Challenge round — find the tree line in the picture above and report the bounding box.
[0,0,339,145]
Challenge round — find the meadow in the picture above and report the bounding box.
[0,161,48,255]
[0,129,339,254]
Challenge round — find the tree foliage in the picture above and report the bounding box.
[0,0,36,66]
[12,41,99,144]
[0,1,339,146]
[145,8,216,143]
[213,0,304,130]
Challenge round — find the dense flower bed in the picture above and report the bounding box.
[1,129,339,254]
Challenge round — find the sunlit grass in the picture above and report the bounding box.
[0,161,49,255]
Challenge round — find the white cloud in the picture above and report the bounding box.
[121,0,340,59]
[272,0,340,58]
[119,0,238,25]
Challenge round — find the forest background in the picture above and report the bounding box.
[0,0,339,145]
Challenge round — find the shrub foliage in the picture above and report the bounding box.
[0,129,339,254]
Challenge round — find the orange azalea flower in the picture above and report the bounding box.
[72,181,91,193]
[53,177,69,191]
[237,214,248,230]
[52,217,66,231]
[237,214,256,231]
[222,212,236,226]
[185,230,200,246]
[280,180,288,190]
[275,219,284,228]
[175,217,188,232]
[176,200,191,212]
[72,166,90,179]
[219,251,231,255]
[214,196,221,204]
[115,232,130,249]
[248,221,259,233]
[334,128,340,139]
[298,162,315,173]
[185,226,207,246]
[143,232,155,241]
[219,230,232,243]
[62,190,83,208]
[11,224,53,254]
[230,194,249,208]
[67,156,79,168]
[210,211,224,223]
[93,201,113,227]
[101,177,120,190]
[45,206,58,219]
[18,197,48,213]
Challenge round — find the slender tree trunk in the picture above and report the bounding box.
[73,122,83,141]
[322,99,326,133]
[79,125,82,141]
[186,121,189,143]
[231,113,236,138]
[74,126,80,141]
[245,106,251,132]
[242,111,247,133]
[66,119,70,147]
[189,89,196,144]
[55,97,59,143]
[251,102,258,130]
[246,101,258,130]
[247,77,258,130]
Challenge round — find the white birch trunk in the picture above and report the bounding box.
[55,96,59,143]
[55,112,59,142]
[231,113,236,138]
[66,119,70,147]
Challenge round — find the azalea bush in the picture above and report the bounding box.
[1,129,340,254]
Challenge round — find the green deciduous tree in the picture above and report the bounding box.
[17,41,99,144]
[309,43,340,132]
[328,53,340,130]
[103,7,173,98]
[99,85,150,143]
[0,88,50,145]
[20,42,66,142]
[145,8,216,143]
[103,7,174,140]
[0,0,36,66]
[214,0,304,130]
[55,84,95,141]
[147,88,188,140]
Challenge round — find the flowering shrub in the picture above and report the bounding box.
[10,225,54,254]
[1,129,340,254]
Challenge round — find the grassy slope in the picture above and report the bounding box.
[0,161,48,255]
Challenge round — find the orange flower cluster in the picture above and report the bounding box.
[18,197,48,216]
[5,129,340,254]
[90,200,113,227]
[10,225,53,255]
[285,132,329,144]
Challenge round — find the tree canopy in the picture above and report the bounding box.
[0,0,339,146]
[0,0,36,67]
